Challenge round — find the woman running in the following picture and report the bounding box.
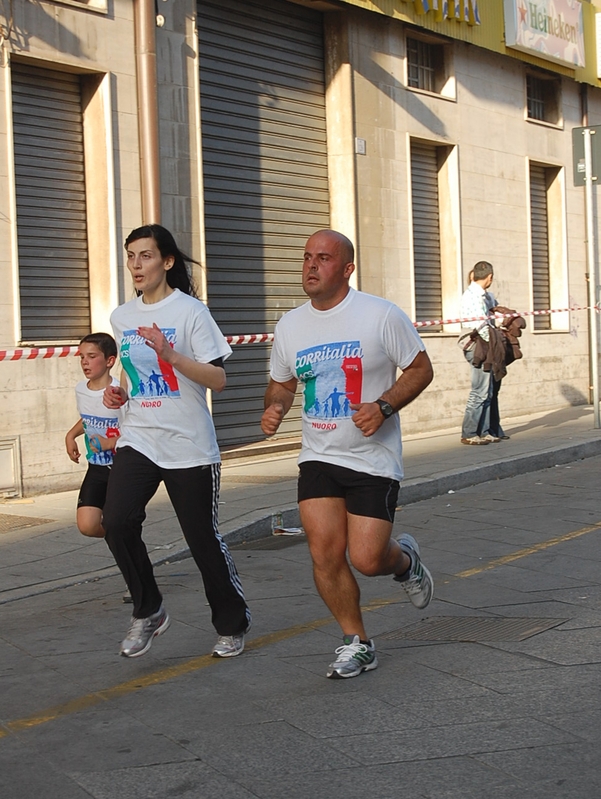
[103,224,250,659]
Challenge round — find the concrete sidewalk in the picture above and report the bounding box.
[0,404,600,605]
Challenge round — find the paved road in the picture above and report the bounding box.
[2,452,601,797]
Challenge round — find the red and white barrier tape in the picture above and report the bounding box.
[226,333,273,346]
[0,345,80,362]
[0,304,597,362]
[413,305,592,328]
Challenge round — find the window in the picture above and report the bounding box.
[408,39,439,92]
[11,62,91,343]
[411,142,442,326]
[529,163,568,331]
[529,165,551,330]
[410,140,462,331]
[407,37,451,96]
[526,74,561,125]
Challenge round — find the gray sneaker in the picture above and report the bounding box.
[212,633,245,658]
[120,605,170,658]
[326,635,378,679]
[394,533,434,609]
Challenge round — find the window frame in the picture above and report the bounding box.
[405,32,455,100]
[525,72,563,128]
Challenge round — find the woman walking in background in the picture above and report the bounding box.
[103,224,250,659]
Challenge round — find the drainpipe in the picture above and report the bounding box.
[133,0,161,224]
[580,82,595,407]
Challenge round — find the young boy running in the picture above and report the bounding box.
[65,333,121,539]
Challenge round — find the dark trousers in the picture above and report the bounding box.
[489,377,505,438]
[103,446,250,635]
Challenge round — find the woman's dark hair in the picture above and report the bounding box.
[125,224,198,298]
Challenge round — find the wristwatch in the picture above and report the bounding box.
[375,398,395,419]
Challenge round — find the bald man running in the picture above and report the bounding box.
[261,229,435,679]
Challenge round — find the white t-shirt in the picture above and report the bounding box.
[270,288,425,481]
[75,376,121,467]
[110,289,232,468]
[460,282,497,342]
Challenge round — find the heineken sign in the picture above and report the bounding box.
[504,0,585,67]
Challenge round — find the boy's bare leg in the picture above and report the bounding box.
[76,506,105,538]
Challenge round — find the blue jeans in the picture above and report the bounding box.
[462,350,504,438]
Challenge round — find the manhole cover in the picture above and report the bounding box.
[380,616,567,642]
[231,535,306,551]
[0,513,55,534]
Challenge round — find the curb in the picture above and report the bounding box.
[397,437,601,505]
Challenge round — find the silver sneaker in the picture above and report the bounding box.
[327,635,378,679]
[395,533,434,609]
[212,633,245,658]
[120,605,170,658]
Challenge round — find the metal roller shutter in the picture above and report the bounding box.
[197,0,329,446]
[529,164,551,331]
[11,62,90,343]
[411,141,442,329]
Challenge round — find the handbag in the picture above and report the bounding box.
[457,321,488,352]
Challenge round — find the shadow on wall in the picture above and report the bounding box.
[365,50,449,140]
[9,1,90,58]
[560,384,589,406]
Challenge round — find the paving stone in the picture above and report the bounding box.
[534,711,601,744]
[458,662,599,695]
[400,640,556,676]
[0,737,92,799]
[71,761,258,799]
[474,741,601,788]
[491,625,601,665]
[183,719,358,777]
[23,708,197,772]
[241,756,522,799]
[326,717,575,765]
[468,564,590,593]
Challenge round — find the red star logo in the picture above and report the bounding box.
[518,3,528,23]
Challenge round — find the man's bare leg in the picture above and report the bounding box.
[346,514,411,577]
[300,497,368,639]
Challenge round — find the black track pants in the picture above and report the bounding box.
[103,446,250,635]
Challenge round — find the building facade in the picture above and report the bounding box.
[0,0,600,494]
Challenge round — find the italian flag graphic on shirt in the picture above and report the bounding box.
[295,340,363,419]
[120,329,180,399]
[81,415,120,465]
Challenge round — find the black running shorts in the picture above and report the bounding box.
[298,460,400,523]
[77,464,110,510]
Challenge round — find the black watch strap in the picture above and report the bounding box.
[375,398,395,418]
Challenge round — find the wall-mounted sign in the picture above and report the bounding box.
[504,0,585,68]
[572,126,601,186]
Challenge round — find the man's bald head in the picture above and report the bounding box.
[311,229,355,264]
[302,229,356,310]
